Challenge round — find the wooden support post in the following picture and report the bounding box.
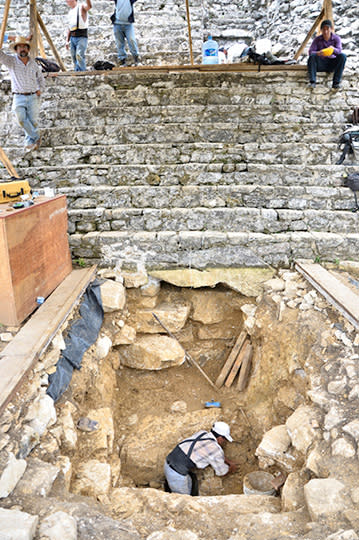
[0,146,19,178]
[0,0,11,48]
[185,0,194,66]
[38,24,46,58]
[29,0,39,57]
[323,0,334,29]
[237,342,253,391]
[224,338,250,388]
[215,331,247,388]
[37,11,67,71]
[294,7,324,61]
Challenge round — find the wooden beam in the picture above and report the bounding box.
[295,261,359,330]
[215,331,247,388]
[323,0,334,29]
[0,0,11,48]
[294,7,324,61]
[0,146,19,178]
[38,22,46,58]
[29,0,39,57]
[37,11,67,71]
[237,342,253,391]
[0,266,97,415]
[185,0,194,66]
[224,338,250,388]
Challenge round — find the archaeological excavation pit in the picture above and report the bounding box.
[1,263,359,539]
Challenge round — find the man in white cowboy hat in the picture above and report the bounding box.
[0,36,45,151]
[164,421,238,495]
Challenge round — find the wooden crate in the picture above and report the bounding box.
[0,195,72,326]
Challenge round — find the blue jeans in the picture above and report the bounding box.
[70,36,88,71]
[164,461,192,495]
[307,53,346,86]
[12,93,40,146]
[113,23,138,60]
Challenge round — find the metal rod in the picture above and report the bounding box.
[152,312,217,390]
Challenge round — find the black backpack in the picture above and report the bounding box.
[36,57,61,73]
[336,109,359,165]
[92,60,115,71]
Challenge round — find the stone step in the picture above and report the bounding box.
[70,230,359,269]
[66,206,359,235]
[2,142,342,169]
[0,163,350,188]
[60,184,352,210]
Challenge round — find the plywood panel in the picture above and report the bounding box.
[0,196,72,325]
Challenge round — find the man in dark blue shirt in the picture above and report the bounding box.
[307,19,346,90]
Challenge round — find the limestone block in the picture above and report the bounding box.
[58,402,77,451]
[100,279,126,312]
[56,456,72,491]
[120,335,185,370]
[17,425,40,459]
[332,437,356,458]
[0,508,38,540]
[121,270,148,288]
[14,458,60,497]
[113,324,136,345]
[120,409,220,484]
[281,472,307,512]
[141,276,161,297]
[147,530,199,540]
[25,394,57,437]
[304,478,347,521]
[326,531,358,540]
[286,405,321,454]
[80,407,114,456]
[324,405,346,431]
[72,460,111,497]
[263,278,285,292]
[0,451,27,498]
[96,335,113,360]
[343,419,359,441]
[135,303,190,334]
[39,511,77,540]
[170,400,187,414]
[255,425,295,471]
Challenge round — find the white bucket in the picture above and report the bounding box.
[243,471,276,496]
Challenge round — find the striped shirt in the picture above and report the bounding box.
[0,50,45,94]
[179,430,229,476]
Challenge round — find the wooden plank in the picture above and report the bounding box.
[294,7,324,60]
[37,11,67,72]
[295,261,359,329]
[224,338,250,388]
[0,146,19,178]
[185,0,194,66]
[215,330,247,388]
[237,342,253,391]
[0,0,11,48]
[0,265,97,414]
[0,196,72,326]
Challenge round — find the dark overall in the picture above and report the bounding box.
[165,432,213,496]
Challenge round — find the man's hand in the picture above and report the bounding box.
[36,90,41,96]
[225,458,238,474]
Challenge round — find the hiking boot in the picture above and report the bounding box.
[24,142,38,153]
[332,83,342,91]
[308,81,316,89]
[133,55,141,66]
[117,58,126,67]
[34,136,41,150]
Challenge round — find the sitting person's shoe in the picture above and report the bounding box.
[332,83,342,91]
[117,58,126,66]
[133,55,141,66]
[308,81,316,89]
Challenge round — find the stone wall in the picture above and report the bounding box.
[1,69,359,269]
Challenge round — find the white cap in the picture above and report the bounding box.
[212,421,233,442]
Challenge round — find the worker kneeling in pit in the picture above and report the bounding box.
[164,421,238,495]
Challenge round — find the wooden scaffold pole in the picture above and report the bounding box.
[185,0,194,65]
[0,0,11,47]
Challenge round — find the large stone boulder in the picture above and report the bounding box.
[100,279,126,312]
[304,478,347,521]
[135,303,190,334]
[119,335,185,370]
[71,459,112,497]
[0,451,27,499]
[255,424,295,471]
[286,405,321,454]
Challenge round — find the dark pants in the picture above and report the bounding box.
[307,53,346,86]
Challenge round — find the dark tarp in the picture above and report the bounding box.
[47,279,104,401]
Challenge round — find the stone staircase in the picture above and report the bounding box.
[1,69,359,269]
